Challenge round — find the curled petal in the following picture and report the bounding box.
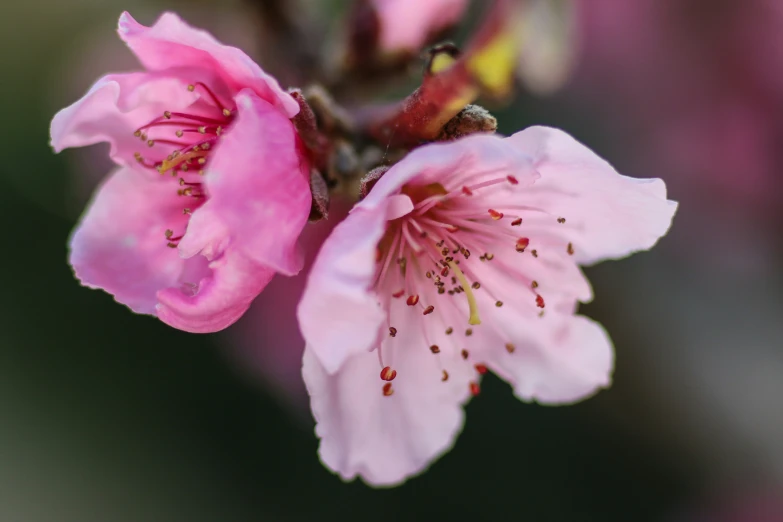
[506,126,678,264]
[50,72,196,167]
[297,204,390,375]
[360,133,539,210]
[69,167,188,314]
[118,11,298,117]
[189,90,310,275]
[156,248,274,333]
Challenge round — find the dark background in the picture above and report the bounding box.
[1,1,781,520]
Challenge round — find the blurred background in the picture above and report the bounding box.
[1,0,782,520]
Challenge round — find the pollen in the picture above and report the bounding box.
[380,366,397,381]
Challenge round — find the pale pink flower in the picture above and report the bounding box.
[298,127,677,485]
[370,0,469,55]
[50,12,311,333]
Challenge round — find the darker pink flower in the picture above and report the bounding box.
[298,127,677,485]
[50,12,311,333]
[370,0,469,55]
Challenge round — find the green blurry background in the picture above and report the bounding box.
[1,1,781,521]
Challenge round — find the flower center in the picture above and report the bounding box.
[374,173,572,396]
[132,82,236,248]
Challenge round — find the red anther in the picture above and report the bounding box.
[505,343,516,354]
[536,295,545,308]
[515,237,530,252]
[423,305,435,315]
[392,289,405,298]
[462,186,473,196]
[469,382,481,396]
[389,327,397,337]
[475,363,488,375]
[440,266,450,277]
[380,366,397,381]
[507,175,519,185]
[382,383,394,396]
[406,295,420,306]
[488,209,504,220]
[567,242,574,255]
[511,218,522,226]
[441,370,449,382]
[461,349,469,360]
[430,345,441,354]
[446,225,460,233]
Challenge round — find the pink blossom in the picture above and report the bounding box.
[298,127,677,485]
[50,12,311,333]
[370,0,469,55]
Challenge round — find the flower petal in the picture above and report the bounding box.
[505,126,677,264]
[487,313,614,404]
[360,133,539,210]
[69,167,188,314]
[156,247,274,333]
[118,12,298,117]
[50,72,197,168]
[187,90,310,275]
[372,0,469,54]
[297,204,389,375]
[302,301,473,486]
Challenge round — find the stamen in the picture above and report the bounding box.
[536,295,545,308]
[515,237,529,252]
[382,383,394,396]
[505,343,516,353]
[406,295,419,306]
[447,261,481,325]
[430,345,440,354]
[469,382,481,396]
[461,349,469,359]
[389,327,397,337]
[441,370,449,382]
[488,209,504,220]
[557,217,566,224]
[380,367,397,381]
[475,364,488,374]
[567,242,574,255]
[511,218,522,226]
